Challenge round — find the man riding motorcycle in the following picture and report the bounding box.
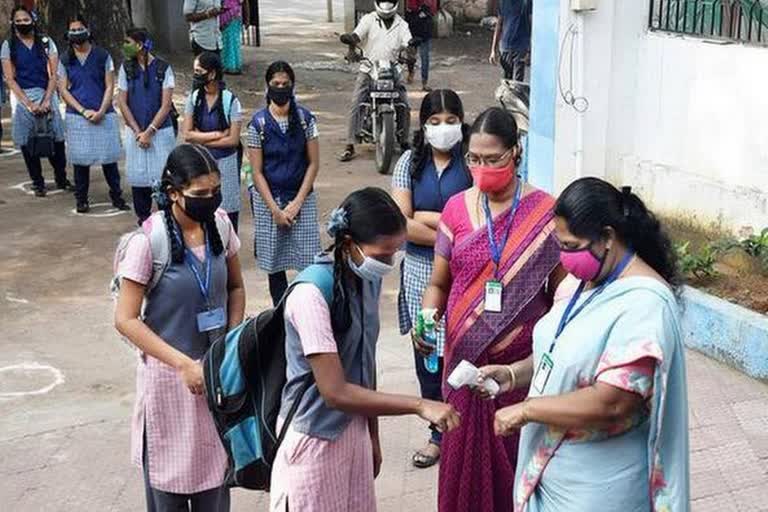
[338,0,413,162]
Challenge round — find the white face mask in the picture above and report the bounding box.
[424,123,463,152]
[379,2,396,10]
[348,245,396,282]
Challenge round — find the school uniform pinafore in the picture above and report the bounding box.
[248,106,322,274]
[127,214,231,510]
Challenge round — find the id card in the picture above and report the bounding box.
[484,280,503,313]
[532,353,554,394]
[197,307,226,333]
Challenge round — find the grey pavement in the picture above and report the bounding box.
[1,1,767,510]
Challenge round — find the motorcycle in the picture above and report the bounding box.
[345,42,418,174]
[495,79,530,181]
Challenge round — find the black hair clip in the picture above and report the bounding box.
[621,186,632,217]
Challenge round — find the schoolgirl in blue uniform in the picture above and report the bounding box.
[247,61,321,306]
[391,89,472,469]
[58,15,128,214]
[117,27,177,225]
[182,51,243,232]
[0,6,72,197]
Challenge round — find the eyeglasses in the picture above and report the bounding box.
[464,149,514,168]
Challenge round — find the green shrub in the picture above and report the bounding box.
[676,242,718,279]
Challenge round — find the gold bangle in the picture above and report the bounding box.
[506,364,517,391]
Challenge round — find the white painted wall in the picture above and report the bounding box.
[552,0,768,232]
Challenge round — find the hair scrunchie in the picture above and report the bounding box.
[152,179,169,209]
[326,207,349,238]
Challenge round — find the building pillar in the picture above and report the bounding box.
[527,0,560,194]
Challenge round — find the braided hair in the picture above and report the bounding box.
[555,178,682,295]
[410,89,470,180]
[9,6,49,66]
[265,60,303,137]
[157,144,225,264]
[325,188,406,333]
[193,52,228,132]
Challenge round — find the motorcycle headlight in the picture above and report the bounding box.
[375,79,394,90]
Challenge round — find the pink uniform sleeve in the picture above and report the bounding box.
[597,357,656,399]
[215,209,241,257]
[285,284,338,356]
[118,234,153,286]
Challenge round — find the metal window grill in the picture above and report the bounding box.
[649,0,768,45]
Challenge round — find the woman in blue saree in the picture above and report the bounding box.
[477,177,690,512]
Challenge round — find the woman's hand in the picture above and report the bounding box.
[90,110,105,124]
[417,399,461,433]
[489,48,499,66]
[494,401,530,436]
[39,98,51,114]
[410,327,435,357]
[283,199,302,223]
[371,434,383,478]
[475,365,516,399]
[272,207,293,229]
[179,359,205,395]
[137,130,153,149]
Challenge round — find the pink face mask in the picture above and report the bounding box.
[560,246,605,281]
[470,162,516,193]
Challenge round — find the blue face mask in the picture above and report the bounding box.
[348,244,396,282]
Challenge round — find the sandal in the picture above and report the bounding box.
[412,441,441,469]
[338,147,356,162]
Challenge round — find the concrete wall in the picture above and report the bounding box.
[131,0,191,54]
[550,0,768,232]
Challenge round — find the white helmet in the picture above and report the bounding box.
[375,0,399,20]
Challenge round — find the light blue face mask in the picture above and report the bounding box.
[348,244,396,282]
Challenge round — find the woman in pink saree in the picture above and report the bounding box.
[417,107,563,512]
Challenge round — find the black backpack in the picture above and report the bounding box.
[202,263,334,490]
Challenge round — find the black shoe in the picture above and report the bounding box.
[76,201,90,214]
[57,180,75,192]
[33,187,47,198]
[112,198,131,211]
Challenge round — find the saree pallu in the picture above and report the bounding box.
[221,17,243,73]
[515,277,690,512]
[435,190,560,512]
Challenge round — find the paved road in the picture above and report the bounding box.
[1,1,766,510]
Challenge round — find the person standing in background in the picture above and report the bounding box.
[220,0,243,74]
[183,51,243,232]
[184,0,224,56]
[391,89,472,469]
[248,61,321,307]
[58,15,129,214]
[117,27,177,225]
[405,0,436,92]
[1,6,73,196]
[489,0,531,81]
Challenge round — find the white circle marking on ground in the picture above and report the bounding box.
[70,202,129,218]
[0,362,65,399]
[9,180,65,196]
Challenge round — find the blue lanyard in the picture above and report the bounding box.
[174,229,213,305]
[482,179,523,278]
[549,251,635,353]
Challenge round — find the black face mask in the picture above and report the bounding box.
[267,86,293,107]
[192,73,212,90]
[68,29,90,46]
[15,23,34,36]
[181,192,222,223]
